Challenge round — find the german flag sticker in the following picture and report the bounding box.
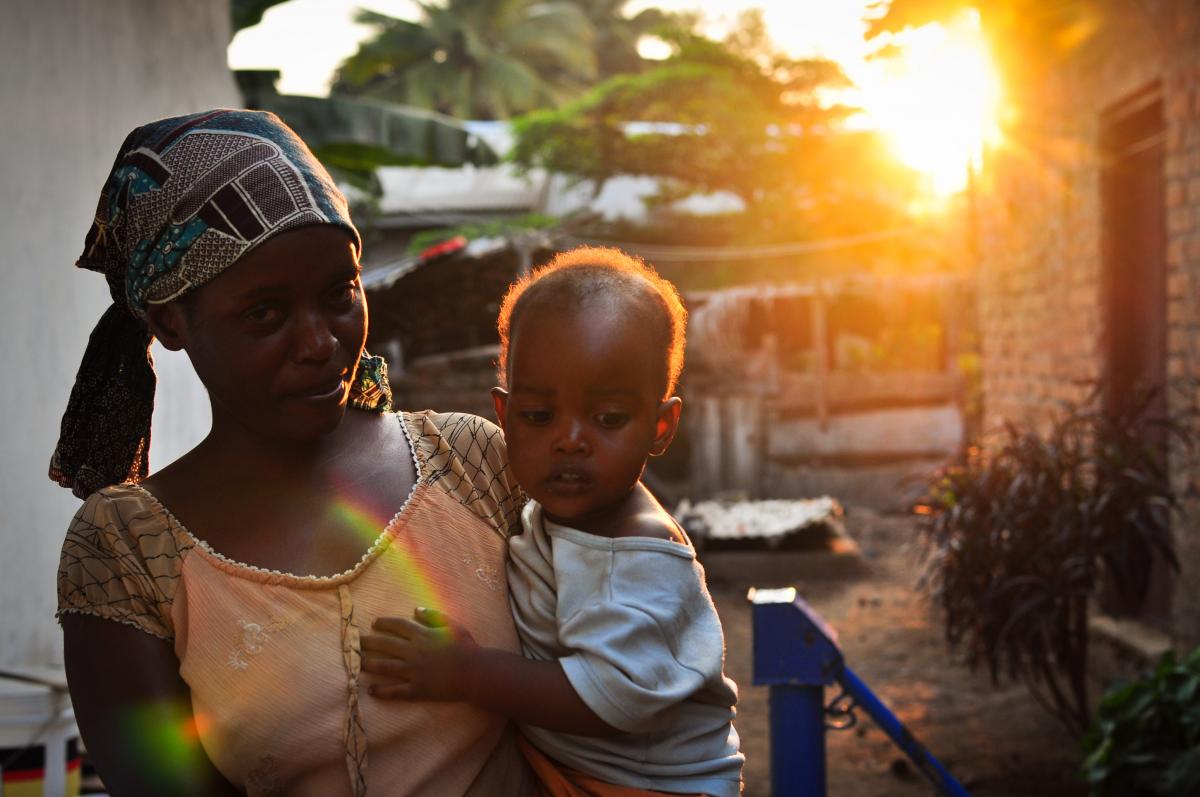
[0,737,82,796]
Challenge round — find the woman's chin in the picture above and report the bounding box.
[305,405,351,437]
[268,400,351,442]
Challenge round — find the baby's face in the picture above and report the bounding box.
[494,301,672,531]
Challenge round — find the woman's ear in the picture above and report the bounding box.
[491,387,509,430]
[650,397,683,457]
[144,302,189,352]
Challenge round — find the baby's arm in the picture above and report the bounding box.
[361,608,618,736]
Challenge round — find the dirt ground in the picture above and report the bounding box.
[702,507,1089,797]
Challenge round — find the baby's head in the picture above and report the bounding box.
[493,247,687,528]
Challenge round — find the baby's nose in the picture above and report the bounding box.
[554,421,591,454]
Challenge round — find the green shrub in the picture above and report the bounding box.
[1082,647,1200,796]
[915,391,1185,738]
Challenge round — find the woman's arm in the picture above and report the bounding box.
[63,615,242,797]
[361,609,617,737]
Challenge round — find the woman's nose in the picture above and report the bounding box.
[292,311,337,362]
[553,420,591,455]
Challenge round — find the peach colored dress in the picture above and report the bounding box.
[57,412,532,797]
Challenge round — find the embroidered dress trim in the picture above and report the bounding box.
[121,412,423,587]
[338,585,368,796]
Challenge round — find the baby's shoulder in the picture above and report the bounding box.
[613,509,689,546]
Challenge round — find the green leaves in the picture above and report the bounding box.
[230,0,292,34]
[405,213,558,254]
[1082,647,1200,796]
[333,0,598,120]
[508,37,866,216]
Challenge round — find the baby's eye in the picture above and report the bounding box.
[519,410,553,425]
[595,412,630,429]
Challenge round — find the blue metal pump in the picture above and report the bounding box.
[749,587,971,797]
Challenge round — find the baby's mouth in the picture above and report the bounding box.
[546,467,591,491]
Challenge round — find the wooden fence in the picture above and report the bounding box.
[682,276,972,510]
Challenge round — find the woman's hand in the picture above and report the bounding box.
[362,607,479,701]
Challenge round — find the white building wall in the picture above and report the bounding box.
[0,1,238,667]
[542,173,744,221]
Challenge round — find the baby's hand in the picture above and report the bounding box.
[361,607,479,701]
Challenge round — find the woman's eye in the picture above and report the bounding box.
[327,280,359,308]
[519,410,553,425]
[595,412,629,429]
[244,304,282,326]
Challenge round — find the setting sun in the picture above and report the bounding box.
[856,11,1003,196]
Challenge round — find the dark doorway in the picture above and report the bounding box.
[1099,83,1170,620]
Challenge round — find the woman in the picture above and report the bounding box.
[53,110,533,796]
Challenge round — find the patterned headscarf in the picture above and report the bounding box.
[51,109,392,499]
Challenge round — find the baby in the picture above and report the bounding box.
[367,247,743,796]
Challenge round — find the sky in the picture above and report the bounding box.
[227,0,882,97]
[227,1,999,195]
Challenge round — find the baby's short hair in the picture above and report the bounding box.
[497,246,687,398]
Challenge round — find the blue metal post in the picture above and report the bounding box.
[836,666,971,797]
[768,685,826,795]
[749,587,843,796]
[749,587,972,797]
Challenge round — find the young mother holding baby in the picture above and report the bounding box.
[52,109,533,796]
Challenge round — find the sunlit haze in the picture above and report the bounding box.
[229,1,1003,197]
[856,12,1002,195]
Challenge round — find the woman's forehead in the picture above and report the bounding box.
[181,226,359,302]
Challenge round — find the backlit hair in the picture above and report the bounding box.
[497,247,687,398]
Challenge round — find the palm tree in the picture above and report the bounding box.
[333,0,596,120]
[566,0,672,79]
[231,0,291,33]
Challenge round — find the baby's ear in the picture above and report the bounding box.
[144,302,188,352]
[650,397,683,456]
[491,387,509,429]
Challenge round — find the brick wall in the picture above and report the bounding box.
[979,0,1200,643]
[1165,53,1200,646]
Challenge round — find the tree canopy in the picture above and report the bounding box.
[230,0,291,34]
[570,0,674,80]
[332,0,598,120]
[509,18,917,238]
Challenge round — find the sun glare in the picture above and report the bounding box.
[857,12,1002,197]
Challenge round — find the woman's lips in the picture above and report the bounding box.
[289,376,347,402]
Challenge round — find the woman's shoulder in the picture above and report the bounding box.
[403,410,503,454]
[402,410,506,478]
[59,483,190,640]
[69,483,187,543]
[65,483,195,566]
[401,410,524,538]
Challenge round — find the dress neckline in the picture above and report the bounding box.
[121,412,425,587]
